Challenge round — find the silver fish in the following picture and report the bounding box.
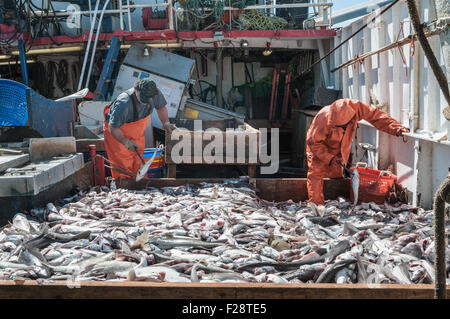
[352,169,360,206]
[0,179,440,285]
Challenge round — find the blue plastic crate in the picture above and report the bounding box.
[0,79,28,126]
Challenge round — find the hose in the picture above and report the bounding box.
[57,60,69,91]
[30,61,48,96]
[71,62,81,92]
[77,0,101,91]
[47,61,58,97]
[85,0,111,89]
[432,169,450,299]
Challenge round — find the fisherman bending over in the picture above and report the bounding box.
[306,98,409,205]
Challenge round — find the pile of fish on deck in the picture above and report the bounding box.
[0,179,448,284]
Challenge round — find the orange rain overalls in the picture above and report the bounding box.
[103,94,150,179]
[306,98,406,205]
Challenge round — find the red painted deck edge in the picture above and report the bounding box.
[23,29,336,46]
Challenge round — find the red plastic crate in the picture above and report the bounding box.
[350,163,397,204]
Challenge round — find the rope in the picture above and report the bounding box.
[395,22,408,78]
[432,172,450,299]
[57,60,69,91]
[94,154,136,178]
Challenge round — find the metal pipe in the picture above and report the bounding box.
[106,42,183,50]
[0,60,35,66]
[410,13,421,133]
[328,1,332,27]
[331,31,437,73]
[88,0,92,25]
[236,3,333,10]
[119,0,124,30]
[216,47,223,109]
[10,46,84,55]
[18,39,29,86]
[32,6,168,17]
[432,168,450,299]
[85,0,111,89]
[31,2,328,17]
[168,0,174,31]
[321,0,329,25]
[77,0,100,91]
[127,0,132,31]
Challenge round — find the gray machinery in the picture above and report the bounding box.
[111,43,195,130]
[110,44,244,147]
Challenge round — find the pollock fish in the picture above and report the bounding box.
[0,179,445,284]
[352,169,360,206]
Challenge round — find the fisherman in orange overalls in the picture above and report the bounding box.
[306,98,410,205]
[103,79,176,178]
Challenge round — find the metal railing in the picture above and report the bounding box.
[31,0,333,32]
[32,1,175,32]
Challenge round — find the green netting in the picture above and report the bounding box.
[182,0,257,23]
[238,10,288,30]
[237,75,273,98]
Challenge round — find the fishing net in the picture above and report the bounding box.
[238,10,288,30]
[178,0,288,31]
[181,0,255,22]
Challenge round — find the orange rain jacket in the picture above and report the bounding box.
[306,98,407,205]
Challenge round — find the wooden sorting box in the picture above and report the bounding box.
[165,118,260,178]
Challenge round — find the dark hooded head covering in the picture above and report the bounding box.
[135,79,158,104]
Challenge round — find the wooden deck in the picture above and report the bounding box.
[116,177,350,202]
[0,281,447,299]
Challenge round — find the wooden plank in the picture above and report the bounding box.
[253,178,350,202]
[248,165,256,178]
[115,178,226,190]
[248,119,294,130]
[74,125,101,139]
[165,125,260,165]
[116,178,350,202]
[29,137,76,162]
[0,148,23,155]
[167,164,177,178]
[247,119,271,129]
[0,281,447,299]
[171,118,240,131]
[73,161,94,190]
[76,139,105,153]
[0,154,30,173]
